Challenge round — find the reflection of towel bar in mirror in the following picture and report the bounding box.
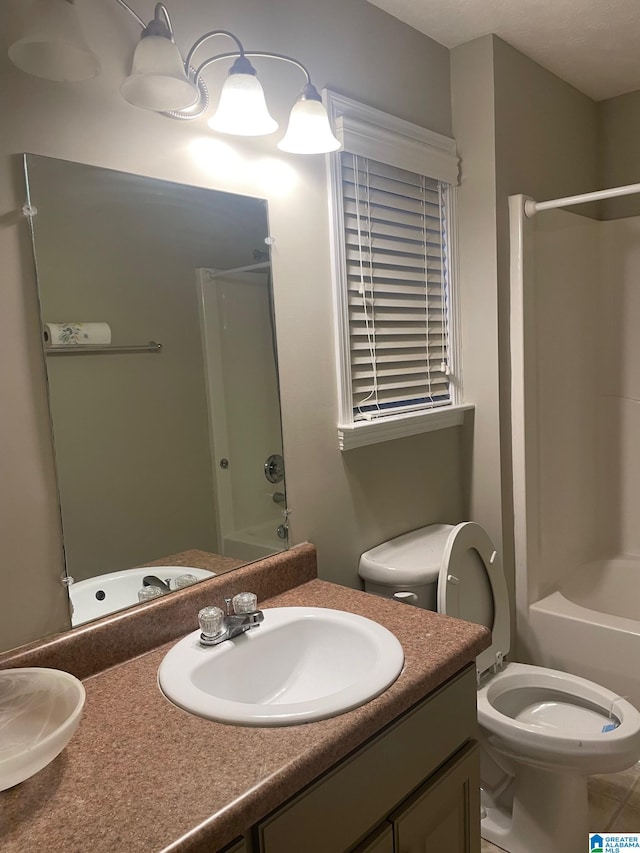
[45,341,162,356]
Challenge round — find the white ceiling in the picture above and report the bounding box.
[366,0,640,101]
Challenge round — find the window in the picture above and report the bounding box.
[342,155,450,418]
[325,91,471,450]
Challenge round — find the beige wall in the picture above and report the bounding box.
[522,86,640,221]
[451,36,600,651]
[492,38,600,207]
[449,37,502,557]
[0,0,462,651]
[600,90,640,219]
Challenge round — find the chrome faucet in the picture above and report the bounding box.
[198,592,264,646]
[142,574,172,593]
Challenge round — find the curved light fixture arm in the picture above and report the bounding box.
[193,51,312,90]
[162,76,209,121]
[154,3,175,39]
[242,52,312,86]
[113,0,176,40]
[184,30,246,74]
[112,0,146,30]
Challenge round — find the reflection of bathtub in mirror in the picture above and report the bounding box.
[222,521,288,562]
[69,566,215,626]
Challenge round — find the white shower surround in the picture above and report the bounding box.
[223,521,285,562]
[197,268,285,562]
[510,196,640,708]
[529,558,640,709]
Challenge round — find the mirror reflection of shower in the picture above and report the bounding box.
[197,265,288,561]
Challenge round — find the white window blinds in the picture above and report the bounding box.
[341,152,452,422]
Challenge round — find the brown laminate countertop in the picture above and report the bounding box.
[142,548,245,576]
[1,578,489,853]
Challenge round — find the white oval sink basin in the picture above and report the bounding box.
[0,668,86,791]
[158,607,404,726]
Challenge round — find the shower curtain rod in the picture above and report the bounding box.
[524,181,640,217]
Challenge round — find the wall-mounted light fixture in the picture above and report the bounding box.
[8,0,101,83]
[8,0,342,155]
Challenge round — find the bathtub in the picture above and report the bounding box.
[529,558,640,710]
[222,521,286,562]
[69,565,215,626]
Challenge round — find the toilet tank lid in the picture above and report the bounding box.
[358,524,455,585]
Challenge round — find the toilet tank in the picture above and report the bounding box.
[358,524,454,610]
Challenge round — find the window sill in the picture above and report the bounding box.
[337,404,474,451]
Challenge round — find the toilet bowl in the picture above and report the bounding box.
[359,522,640,853]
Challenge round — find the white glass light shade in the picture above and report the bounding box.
[208,73,278,137]
[121,36,198,112]
[277,97,341,154]
[8,0,100,83]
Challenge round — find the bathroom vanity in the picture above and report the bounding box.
[0,544,489,853]
[254,666,479,853]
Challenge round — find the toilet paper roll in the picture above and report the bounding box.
[43,322,112,346]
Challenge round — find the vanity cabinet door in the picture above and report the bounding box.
[257,666,476,853]
[390,742,480,853]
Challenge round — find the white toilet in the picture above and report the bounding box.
[359,522,640,853]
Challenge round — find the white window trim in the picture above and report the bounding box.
[337,404,474,451]
[324,89,471,451]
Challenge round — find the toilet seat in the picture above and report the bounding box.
[476,662,640,774]
[437,522,511,680]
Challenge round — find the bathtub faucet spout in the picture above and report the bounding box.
[142,575,172,593]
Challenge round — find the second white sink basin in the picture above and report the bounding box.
[158,607,404,726]
[0,668,85,791]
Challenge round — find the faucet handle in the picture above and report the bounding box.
[198,606,225,638]
[232,592,258,614]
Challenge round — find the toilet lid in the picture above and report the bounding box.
[437,522,510,678]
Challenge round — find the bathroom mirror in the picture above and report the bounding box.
[25,154,288,625]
